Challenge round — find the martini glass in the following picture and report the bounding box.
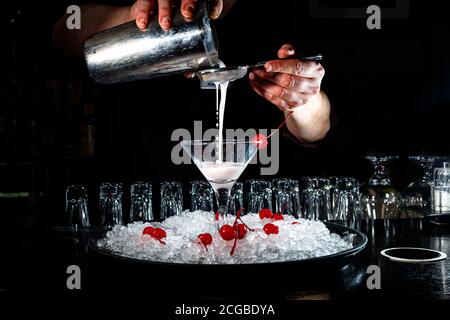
[403,156,446,211]
[180,140,259,227]
[360,156,402,219]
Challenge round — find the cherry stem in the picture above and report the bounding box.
[230,235,238,256]
[232,210,253,233]
[236,208,245,219]
[266,111,294,140]
[238,218,253,232]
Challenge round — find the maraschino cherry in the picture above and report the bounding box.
[236,224,247,239]
[142,226,154,236]
[142,226,167,244]
[272,213,284,221]
[219,225,236,241]
[252,134,268,150]
[259,208,273,220]
[198,233,213,251]
[152,228,167,240]
[263,223,279,235]
[218,208,254,256]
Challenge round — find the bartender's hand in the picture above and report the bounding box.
[249,44,331,143]
[131,0,231,31]
[249,44,325,112]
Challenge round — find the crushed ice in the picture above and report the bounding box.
[96,211,354,264]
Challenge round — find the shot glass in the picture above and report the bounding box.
[65,185,90,230]
[130,182,154,222]
[330,177,361,228]
[273,178,300,217]
[228,182,244,215]
[160,181,184,220]
[300,177,331,221]
[99,183,123,229]
[246,180,273,213]
[190,181,214,212]
[431,166,450,213]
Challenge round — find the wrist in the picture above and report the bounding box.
[284,91,330,142]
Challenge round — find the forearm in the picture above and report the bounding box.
[53,4,132,57]
[285,91,331,143]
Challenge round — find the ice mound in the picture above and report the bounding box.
[96,211,354,264]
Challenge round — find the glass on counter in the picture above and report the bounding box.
[330,177,362,228]
[65,185,90,230]
[431,163,450,213]
[360,156,402,219]
[300,177,331,221]
[402,156,446,212]
[130,182,154,222]
[273,178,301,218]
[99,182,124,229]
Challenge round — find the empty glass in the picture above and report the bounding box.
[228,182,244,215]
[99,183,123,229]
[247,180,272,213]
[130,182,154,222]
[300,177,331,221]
[190,181,214,212]
[273,178,300,217]
[65,185,90,230]
[431,164,450,213]
[403,156,446,211]
[360,156,402,219]
[330,177,361,228]
[160,181,183,220]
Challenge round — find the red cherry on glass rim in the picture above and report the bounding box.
[252,134,268,150]
[219,225,236,241]
[273,213,284,221]
[263,223,279,235]
[259,208,273,220]
[142,226,155,236]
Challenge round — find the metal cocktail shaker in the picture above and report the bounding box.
[84,0,219,84]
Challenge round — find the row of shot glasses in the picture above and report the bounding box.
[65,177,361,230]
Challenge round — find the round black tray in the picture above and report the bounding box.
[87,223,368,296]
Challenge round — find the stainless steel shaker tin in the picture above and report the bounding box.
[84,0,219,84]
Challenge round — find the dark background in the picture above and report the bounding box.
[1,0,449,228]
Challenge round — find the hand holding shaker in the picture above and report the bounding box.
[84,0,219,84]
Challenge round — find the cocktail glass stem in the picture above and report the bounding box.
[215,186,232,228]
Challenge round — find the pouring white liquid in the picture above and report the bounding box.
[215,81,230,163]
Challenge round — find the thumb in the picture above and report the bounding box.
[278,44,296,59]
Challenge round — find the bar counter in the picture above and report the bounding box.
[1,216,449,300]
